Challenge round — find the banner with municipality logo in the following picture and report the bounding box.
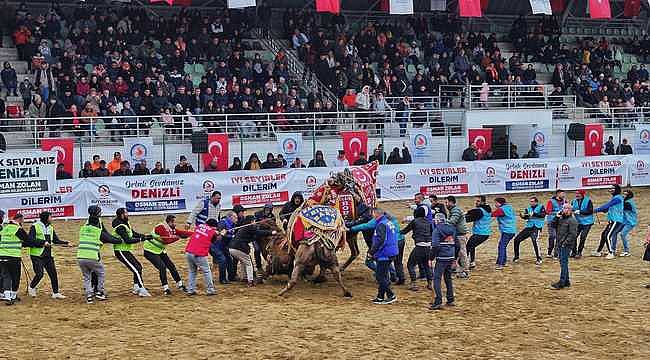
[408,128,433,163]
[4,179,84,220]
[377,162,477,200]
[634,124,650,155]
[530,127,551,158]
[276,133,303,165]
[556,156,627,189]
[123,137,154,166]
[474,158,555,194]
[0,151,57,198]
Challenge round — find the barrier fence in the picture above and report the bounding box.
[1,153,648,220]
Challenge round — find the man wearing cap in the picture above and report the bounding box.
[571,190,594,258]
[174,155,195,173]
[333,150,349,167]
[594,184,626,259]
[187,191,222,228]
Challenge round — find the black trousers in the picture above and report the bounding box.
[114,250,144,288]
[30,255,59,293]
[598,221,624,253]
[512,227,542,261]
[0,256,21,292]
[466,234,490,263]
[573,224,592,256]
[144,251,181,287]
[392,240,405,282]
[407,246,432,281]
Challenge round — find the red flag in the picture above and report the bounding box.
[468,129,492,158]
[41,138,74,175]
[379,0,389,11]
[480,0,489,10]
[589,0,611,19]
[202,133,229,171]
[584,124,604,156]
[459,0,482,17]
[550,0,565,13]
[150,0,192,6]
[340,130,368,164]
[316,0,340,14]
[624,0,641,17]
[351,161,379,208]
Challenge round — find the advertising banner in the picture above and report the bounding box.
[377,162,477,200]
[276,133,303,165]
[629,155,650,186]
[5,179,85,219]
[0,151,57,198]
[634,124,650,155]
[390,0,414,14]
[556,156,627,189]
[475,158,554,194]
[530,127,551,158]
[123,137,154,166]
[408,128,433,163]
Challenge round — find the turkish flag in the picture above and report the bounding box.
[468,128,492,158]
[459,0,482,17]
[589,0,611,19]
[316,0,340,14]
[550,0,565,13]
[481,0,489,10]
[624,0,641,17]
[340,130,368,164]
[149,0,192,6]
[202,133,229,171]
[41,138,74,175]
[379,0,389,11]
[584,124,604,156]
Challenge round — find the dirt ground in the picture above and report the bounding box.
[1,189,649,359]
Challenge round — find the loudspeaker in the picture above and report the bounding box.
[567,123,585,141]
[191,131,208,154]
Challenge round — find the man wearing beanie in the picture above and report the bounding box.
[27,211,69,299]
[594,184,625,259]
[571,190,594,258]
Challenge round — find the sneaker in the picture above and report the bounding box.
[605,253,615,260]
[131,284,139,295]
[95,292,107,301]
[28,287,37,298]
[86,296,94,304]
[164,289,172,296]
[395,279,405,286]
[185,291,197,296]
[591,251,602,257]
[429,303,443,311]
[545,254,553,259]
[5,299,15,306]
[563,281,571,288]
[51,293,66,299]
[383,294,397,304]
[137,288,152,297]
[407,282,419,291]
[619,252,630,257]
[457,271,469,279]
[495,265,504,270]
[206,291,217,296]
[178,285,187,292]
[512,258,520,263]
[550,281,564,290]
[644,284,650,289]
[247,281,255,288]
[575,253,582,259]
[469,262,476,269]
[371,297,385,305]
[535,259,543,266]
[446,301,456,307]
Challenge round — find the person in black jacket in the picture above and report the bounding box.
[228,216,276,286]
[308,150,327,167]
[429,194,448,219]
[465,195,492,267]
[279,192,304,230]
[27,211,69,299]
[112,208,152,297]
[401,206,433,291]
[512,197,546,265]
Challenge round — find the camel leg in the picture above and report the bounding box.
[278,261,304,297]
[330,263,352,298]
[340,232,359,272]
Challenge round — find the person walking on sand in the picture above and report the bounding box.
[429,213,459,311]
[400,206,433,291]
[643,225,650,289]
[445,196,470,278]
[550,204,578,290]
[0,214,42,305]
[185,219,222,296]
[369,208,399,305]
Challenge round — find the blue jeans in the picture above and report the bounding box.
[615,224,634,253]
[210,243,233,283]
[185,252,215,294]
[496,232,515,265]
[433,260,454,306]
[374,259,394,299]
[558,245,570,284]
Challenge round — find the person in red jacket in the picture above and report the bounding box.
[144,215,194,295]
[184,219,222,296]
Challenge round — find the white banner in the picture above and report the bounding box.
[123,137,155,166]
[530,127,551,158]
[276,133,303,166]
[634,124,650,155]
[408,128,433,163]
[3,179,86,220]
[556,156,628,190]
[228,0,256,8]
[377,163,477,200]
[529,0,552,15]
[628,156,650,186]
[0,151,57,198]
[475,158,555,194]
[390,0,414,14]
[431,0,447,11]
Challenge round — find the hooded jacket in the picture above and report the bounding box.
[280,192,304,221]
[431,222,458,261]
[401,206,433,246]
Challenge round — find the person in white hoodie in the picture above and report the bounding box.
[355,85,371,111]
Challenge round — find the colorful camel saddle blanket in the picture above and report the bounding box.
[299,206,343,231]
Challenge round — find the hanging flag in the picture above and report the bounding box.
[316,0,340,14]
[276,133,303,166]
[123,137,154,166]
[467,128,492,158]
[480,0,489,10]
[228,0,256,8]
[624,0,641,17]
[408,128,433,163]
[202,133,229,171]
[379,0,390,11]
[390,0,414,14]
[530,0,552,15]
[550,0,565,13]
[584,124,604,156]
[589,0,611,19]
[431,0,446,11]
[150,0,192,6]
[41,138,74,175]
[340,130,368,164]
[459,0,482,17]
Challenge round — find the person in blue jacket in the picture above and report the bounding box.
[368,207,399,305]
[429,212,459,311]
[492,197,517,270]
[594,184,625,259]
[211,211,237,284]
[348,212,398,280]
[571,189,594,258]
[465,195,492,268]
[615,189,637,257]
[512,196,545,265]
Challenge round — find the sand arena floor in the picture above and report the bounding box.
[1,189,649,359]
